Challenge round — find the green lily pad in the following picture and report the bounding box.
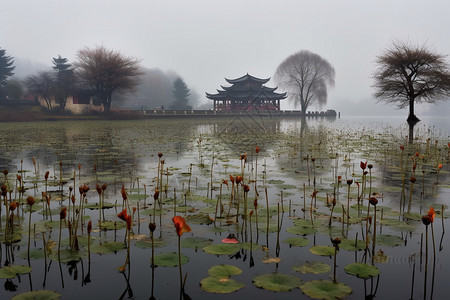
[90,241,126,254]
[49,249,88,263]
[10,290,61,300]
[203,244,240,255]
[403,212,421,221]
[283,237,310,247]
[253,273,302,292]
[240,242,260,250]
[208,264,242,277]
[376,234,404,246]
[135,237,168,249]
[19,248,45,260]
[200,276,245,293]
[310,245,336,256]
[187,213,213,225]
[181,236,214,249]
[0,265,32,279]
[287,225,318,236]
[300,280,352,300]
[99,220,126,230]
[344,262,380,279]
[339,238,366,251]
[292,261,330,274]
[153,252,189,267]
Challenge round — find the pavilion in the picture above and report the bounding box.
[206,74,287,111]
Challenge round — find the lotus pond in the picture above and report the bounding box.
[0,115,449,300]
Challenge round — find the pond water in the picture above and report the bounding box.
[0,115,449,300]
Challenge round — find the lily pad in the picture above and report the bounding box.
[253,273,302,292]
[292,261,330,274]
[300,280,352,300]
[283,237,310,247]
[200,276,245,293]
[181,236,214,249]
[10,290,61,300]
[344,262,380,279]
[153,252,189,267]
[90,241,126,254]
[203,244,240,255]
[310,245,335,256]
[339,238,366,251]
[376,234,404,246]
[208,264,242,277]
[287,225,318,236]
[0,265,32,279]
[49,249,88,263]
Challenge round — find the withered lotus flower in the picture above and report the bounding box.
[157,152,163,158]
[87,220,92,234]
[428,206,435,223]
[9,201,18,211]
[369,197,378,206]
[45,171,49,180]
[26,196,35,206]
[255,146,260,154]
[118,209,128,222]
[360,161,368,170]
[172,216,191,236]
[60,207,67,219]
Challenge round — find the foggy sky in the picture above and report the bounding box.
[2,0,450,116]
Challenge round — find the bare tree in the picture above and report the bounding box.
[74,46,142,114]
[373,40,450,123]
[25,71,55,110]
[274,50,335,114]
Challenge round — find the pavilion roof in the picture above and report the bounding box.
[206,73,286,101]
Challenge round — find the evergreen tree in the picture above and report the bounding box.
[52,55,74,111]
[169,77,192,110]
[0,47,15,98]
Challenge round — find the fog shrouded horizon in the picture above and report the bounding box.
[2,0,450,116]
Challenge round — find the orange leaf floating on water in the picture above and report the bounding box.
[172,216,191,236]
[222,237,239,244]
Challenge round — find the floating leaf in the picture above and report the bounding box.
[135,237,167,249]
[90,241,126,254]
[344,262,380,279]
[208,264,242,277]
[309,245,335,256]
[200,276,245,293]
[292,261,330,274]
[253,273,302,292]
[0,265,32,279]
[181,236,213,249]
[339,238,366,251]
[300,280,352,300]
[49,249,88,263]
[187,213,213,225]
[262,257,281,263]
[283,237,310,247]
[154,252,189,267]
[376,234,404,246]
[287,225,317,236]
[203,244,240,255]
[10,290,61,300]
[403,212,421,221]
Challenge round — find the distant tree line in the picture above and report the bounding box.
[2,41,450,119]
[0,45,198,114]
